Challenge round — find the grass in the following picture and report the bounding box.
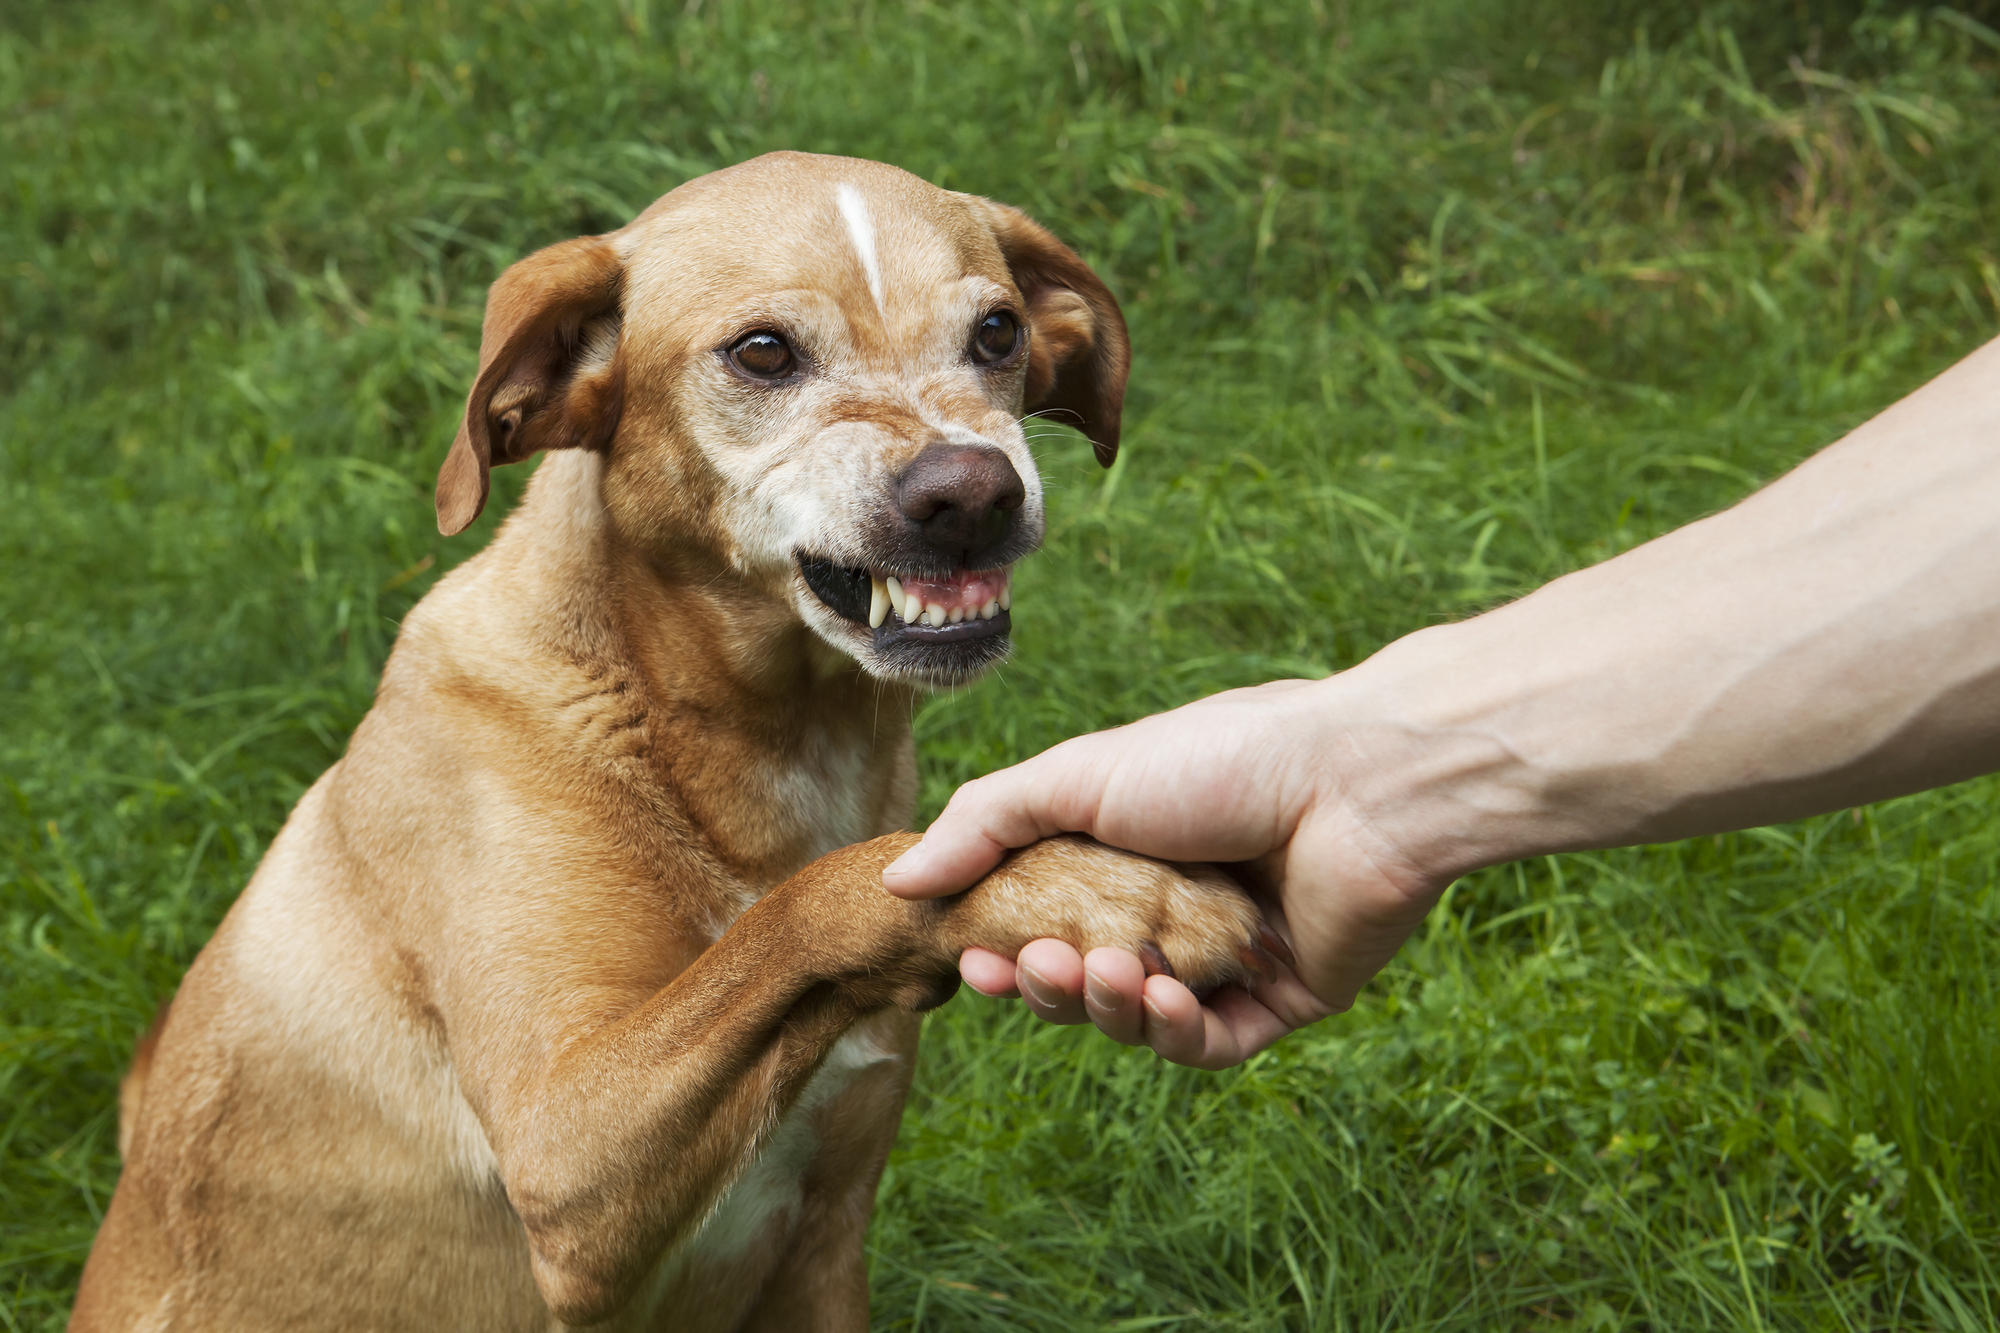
[4,0,2000,1326]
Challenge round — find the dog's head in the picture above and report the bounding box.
[435,152,1128,687]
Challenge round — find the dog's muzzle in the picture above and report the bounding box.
[796,440,1037,679]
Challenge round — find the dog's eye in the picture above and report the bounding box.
[728,331,796,379]
[971,311,1021,364]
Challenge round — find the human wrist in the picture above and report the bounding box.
[1305,615,1636,883]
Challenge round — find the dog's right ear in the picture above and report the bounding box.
[435,235,626,536]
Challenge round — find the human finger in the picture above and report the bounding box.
[1137,976,1243,1069]
[1137,972,1328,1069]
[1081,947,1147,1045]
[1014,938,1088,1025]
[959,946,1020,997]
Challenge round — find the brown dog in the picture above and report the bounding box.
[69,152,1282,1332]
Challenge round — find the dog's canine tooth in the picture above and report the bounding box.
[868,577,889,629]
[885,577,906,622]
[979,598,998,620]
[997,581,1011,612]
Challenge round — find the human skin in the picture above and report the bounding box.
[882,333,2000,1069]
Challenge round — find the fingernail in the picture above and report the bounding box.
[1018,964,1062,1011]
[883,842,924,879]
[1142,994,1170,1028]
[1083,968,1122,1012]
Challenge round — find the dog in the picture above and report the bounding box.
[69,152,1286,1332]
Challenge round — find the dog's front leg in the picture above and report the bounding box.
[474,830,1271,1324]
[475,917,914,1325]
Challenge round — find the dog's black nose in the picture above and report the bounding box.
[894,442,1026,562]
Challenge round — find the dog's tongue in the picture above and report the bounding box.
[881,566,1012,626]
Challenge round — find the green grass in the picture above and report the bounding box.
[5,0,2000,1327]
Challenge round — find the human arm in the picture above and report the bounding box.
[883,334,2000,1067]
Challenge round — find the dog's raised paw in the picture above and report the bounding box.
[947,835,1275,993]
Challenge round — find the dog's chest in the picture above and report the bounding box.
[701,720,900,885]
[622,1025,897,1321]
[767,735,879,858]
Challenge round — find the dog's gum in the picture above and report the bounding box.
[889,566,1010,621]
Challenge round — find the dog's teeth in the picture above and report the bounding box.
[948,606,965,624]
[997,582,1011,612]
[868,577,889,629]
[885,577,906,622]
[979,598,998,620]
[927,603,946,627]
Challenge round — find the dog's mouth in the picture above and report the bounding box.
[797,556,1013,650]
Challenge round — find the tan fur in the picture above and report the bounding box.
[70,153,1265,1332]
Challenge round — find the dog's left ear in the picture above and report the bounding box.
[971,201,1131,468]
[436,235,626,536]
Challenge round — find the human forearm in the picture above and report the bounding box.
[1343,335,2000,881]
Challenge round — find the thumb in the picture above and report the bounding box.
[880,820,1008,898]
[881,750,1095,898]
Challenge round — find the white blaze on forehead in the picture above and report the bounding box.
[834,182,886,313]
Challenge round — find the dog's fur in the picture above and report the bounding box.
[69,153,1275,1333]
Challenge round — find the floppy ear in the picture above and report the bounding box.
[435,235,626,536]
[971,200,1131,468]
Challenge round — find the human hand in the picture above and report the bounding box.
[894,336,2000,1068]
[882,675,1451,1068]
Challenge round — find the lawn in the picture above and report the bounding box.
[5,0,2000,1327]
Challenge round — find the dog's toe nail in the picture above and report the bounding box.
[1256,923,1297,970]
[1238,942,1278,985]
[1139,942,1175,979]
